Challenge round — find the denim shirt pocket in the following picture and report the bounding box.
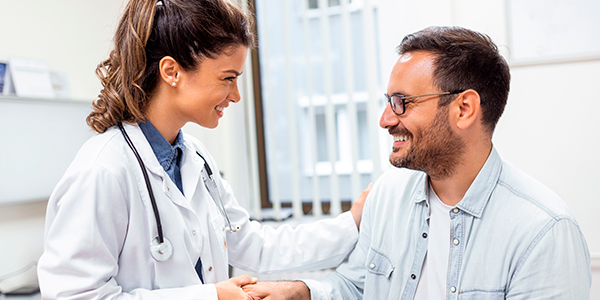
[365,247,395,277]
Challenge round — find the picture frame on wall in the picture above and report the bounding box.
[507,0,600,66]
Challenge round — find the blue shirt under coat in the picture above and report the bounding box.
[138,120,185,195]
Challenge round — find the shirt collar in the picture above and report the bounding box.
[138,119,185,170]
[414,147,503,218]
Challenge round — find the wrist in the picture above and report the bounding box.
[282,281,311,300]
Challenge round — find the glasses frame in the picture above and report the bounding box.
[384,90,465,115]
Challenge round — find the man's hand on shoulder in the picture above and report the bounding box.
[242,280,310,300]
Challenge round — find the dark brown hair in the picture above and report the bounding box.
[87,0,255,133]
[397,26,510,133]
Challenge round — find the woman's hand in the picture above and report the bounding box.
[351,183,373,231]
[215,275,259,300]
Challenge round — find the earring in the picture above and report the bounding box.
[171,82,177,87]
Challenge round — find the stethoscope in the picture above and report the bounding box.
[117,122,239,262]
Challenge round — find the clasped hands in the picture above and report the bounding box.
[216,275,309,300]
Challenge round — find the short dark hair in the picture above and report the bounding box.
[397,26,510,133]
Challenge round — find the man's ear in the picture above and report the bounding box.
[159,56,181,86]
[454,89,481,130]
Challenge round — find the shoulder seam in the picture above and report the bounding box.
[496,180,559,220]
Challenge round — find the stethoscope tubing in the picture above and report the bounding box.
[118,122,165,244]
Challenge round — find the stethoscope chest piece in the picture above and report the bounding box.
[150,236,173,262]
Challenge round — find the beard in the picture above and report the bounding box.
[389,105,465,180]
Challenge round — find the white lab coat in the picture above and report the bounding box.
[37,123,359,299]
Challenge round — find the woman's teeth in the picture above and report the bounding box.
[216,106,224,112]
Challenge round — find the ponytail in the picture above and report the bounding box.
[87,0,254,133]
[87,0,156,133]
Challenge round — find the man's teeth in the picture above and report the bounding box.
[216,106,224,112]
[394,135,408,142]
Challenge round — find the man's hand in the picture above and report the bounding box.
[215,275,259,300]
[242,281,310,300]
[351,183,373,230]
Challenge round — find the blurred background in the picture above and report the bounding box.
[0,0,598,297]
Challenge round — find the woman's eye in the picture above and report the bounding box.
[225,77,235,82]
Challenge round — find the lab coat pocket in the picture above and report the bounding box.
[210,215,228,255]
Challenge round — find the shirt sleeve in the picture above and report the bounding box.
[506,217,591,299]
[302,192,375,300]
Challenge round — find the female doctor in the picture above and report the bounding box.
[37,0,370,299]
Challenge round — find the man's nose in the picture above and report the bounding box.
[380,103,400,129]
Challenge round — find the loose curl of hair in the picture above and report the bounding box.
[87,0,255,133]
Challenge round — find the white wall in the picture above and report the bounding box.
[0,0,123,290]
[0,0,124,100]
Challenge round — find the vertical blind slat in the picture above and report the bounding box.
[318,0,342,216]
[362,0,383,182]
[259,0,282,220]
[340,0,362,202]
[303,0,323,217]
[281,0,303,219]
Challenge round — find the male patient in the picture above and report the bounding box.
[244,26,591,299]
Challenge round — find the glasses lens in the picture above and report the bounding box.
[391,95,404,115]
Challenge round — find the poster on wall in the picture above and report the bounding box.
[508,0,600,65]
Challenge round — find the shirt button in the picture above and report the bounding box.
[450,286,456,293]
[192,230,196,236]
[369,263,376,269]
[453,239,460,245]
[453,208,459,213]
[422,233,428,238]
[208,266,213,272]
[411,274,416,280]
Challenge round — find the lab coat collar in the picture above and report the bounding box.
[114,123,193,210]
[180,140,203,201]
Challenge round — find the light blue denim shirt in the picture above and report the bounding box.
[305,148,591,299]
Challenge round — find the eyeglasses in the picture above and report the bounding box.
[384,90,465,115]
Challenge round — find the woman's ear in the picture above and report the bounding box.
[454,89,481,130]
[159,56,181,87]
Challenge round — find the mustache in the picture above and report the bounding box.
[388,126,411,137]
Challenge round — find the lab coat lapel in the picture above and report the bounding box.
[122,123,191,210]
[180,145,202,200]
